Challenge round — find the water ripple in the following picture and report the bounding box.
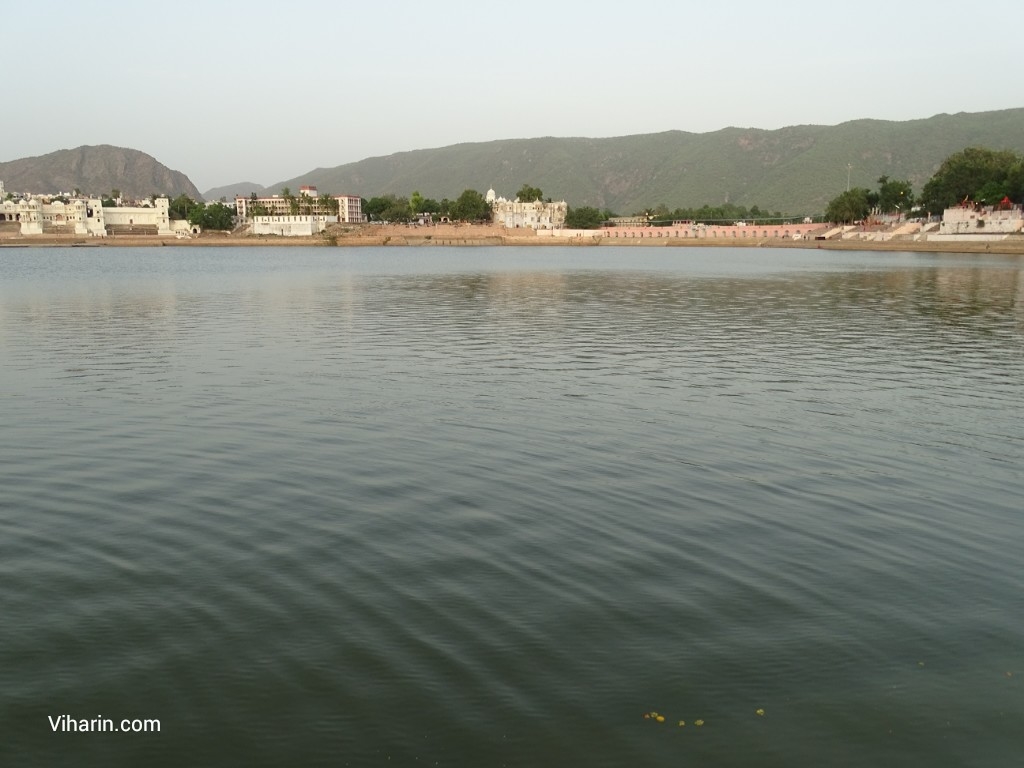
[1,247,1022,767]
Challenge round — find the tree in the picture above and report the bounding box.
[564,206,606,229]
[169,194,198,220]
[188,202,236,231]
[875,176,914,214]
[450,189,491,222]
[382,197,412,223]
[206,202,235,230]
[516,184,543,202]
[363,196,389,221]
[364,194,412,222]
[975,179,1010,205]
[409,191,424,214]
[321,195,340,216]
[1006,160,1024,203]
[825,188,871,224]
[919,147,1021,213]
[641,201,785,226]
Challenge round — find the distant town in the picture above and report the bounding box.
[2,147,1022,247]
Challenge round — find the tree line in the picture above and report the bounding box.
[168,194,236,230]
[644,202,788,226]
[362,189,491,223]
[362,183,556,224]
[825,147,1024,224]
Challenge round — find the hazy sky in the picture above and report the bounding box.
[5,0,1020,192]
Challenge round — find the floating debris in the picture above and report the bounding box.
[755,708,765,716]
[655,715,665,723]
[694,719,705,727]
[678,720,685,727]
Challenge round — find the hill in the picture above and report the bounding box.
[0,145,202,201]
[263,109,1024,215]
[202,181,269,202]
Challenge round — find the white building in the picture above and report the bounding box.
[938,202,1023,236]
[236,186,365,224]
[0,195,174,236]
[486,188,567,230]
[251,214,337,237]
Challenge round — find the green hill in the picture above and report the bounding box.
[261,109,1024,215]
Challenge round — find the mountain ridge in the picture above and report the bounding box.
[7,110,1023,215]
[205,108,1024,215]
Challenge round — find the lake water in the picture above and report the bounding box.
[1,246,1021,767]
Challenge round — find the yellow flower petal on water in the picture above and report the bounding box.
[678,720,685,727]
[655,715,665,723]
[694,719,705,727]
[755,708,765,716]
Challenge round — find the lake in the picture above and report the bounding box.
[1,246,1021,767]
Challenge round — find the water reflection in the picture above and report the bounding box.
[4,252,1022,337]
[2,248,1023,768]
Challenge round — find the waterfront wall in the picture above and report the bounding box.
[252,214,337,237]
[939,205,1023,235]
[538,222,830,240]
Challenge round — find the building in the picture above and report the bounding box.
[608,216,649,227]
[0,195,175,236]
[486,188,567,230]
[937,201,1023,237]
[336,194,364,224]
[251,214,337,237]
[236,186,365,224]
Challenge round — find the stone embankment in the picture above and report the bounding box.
[3,222,1024,254]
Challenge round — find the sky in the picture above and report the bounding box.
[4,0,1021,193]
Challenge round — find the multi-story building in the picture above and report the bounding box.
[235,186,365,223]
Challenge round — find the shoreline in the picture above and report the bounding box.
[3,228,1024,255]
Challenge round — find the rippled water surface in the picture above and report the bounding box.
[1,246,1022,767]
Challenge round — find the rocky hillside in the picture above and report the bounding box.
[0,145,201,201]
